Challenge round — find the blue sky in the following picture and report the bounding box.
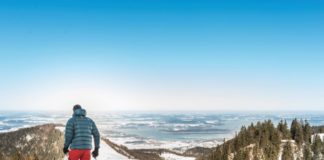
[0,0,323,111]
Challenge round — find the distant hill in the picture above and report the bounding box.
[0,124,64,160]
[199,119,324,160]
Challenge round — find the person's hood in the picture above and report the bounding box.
[73,108,86,117]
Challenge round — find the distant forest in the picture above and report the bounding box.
[201,119,324,160]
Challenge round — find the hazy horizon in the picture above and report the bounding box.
[2,109,324,113]
[0,0,323,111]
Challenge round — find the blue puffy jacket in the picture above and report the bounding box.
[64,108,100,149]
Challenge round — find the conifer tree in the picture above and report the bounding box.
[291,119,304,146]
[222,140,231,160]
[303,144,312,160]
[252,146,261,160]
[210,146,223,160]
[282,142,294,160]
[290,119,298,138]
[278,120,290,139]
[233,149,250,160]
[303,120,312,144]
[312,134,322,157]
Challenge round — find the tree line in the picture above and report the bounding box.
[201,119,324,160]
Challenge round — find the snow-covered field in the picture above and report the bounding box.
[160,153,196,160]
[110,136,220,152]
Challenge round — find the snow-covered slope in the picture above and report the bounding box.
[57,126,131,160]
[92,139,131,160]
[62,139,131,160]
[161,152,196,160]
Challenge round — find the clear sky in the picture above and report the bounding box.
[0,0,323,111]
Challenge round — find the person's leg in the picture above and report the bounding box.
[69,149,82,160]
[80,149,91,160]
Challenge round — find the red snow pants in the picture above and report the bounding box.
[68,149,91,160]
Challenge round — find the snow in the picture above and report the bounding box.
[111,137,220,153]
[26,134,33,141]
[64,139,132,160]
[311,133,324,143]
[281,139,295,143]
[160,153,195,160]
[58,126,132,160]
[63,139,131,160]
[55,126,65,132]
[94,139,131,160]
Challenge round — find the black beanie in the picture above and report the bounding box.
[73,104,82,111]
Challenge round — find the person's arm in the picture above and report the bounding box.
[91,120,100,149]
[64,118,74,149]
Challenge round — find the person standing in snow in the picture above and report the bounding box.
[63,104,100,160]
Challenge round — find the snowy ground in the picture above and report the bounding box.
[94,139,131,160]
[160,153,196,160]
[57,127,131,160]
[62,139,131,160]
[110,136,220,152]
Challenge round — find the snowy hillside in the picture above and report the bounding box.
[56,126,131,160]
[62,139,131,160]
